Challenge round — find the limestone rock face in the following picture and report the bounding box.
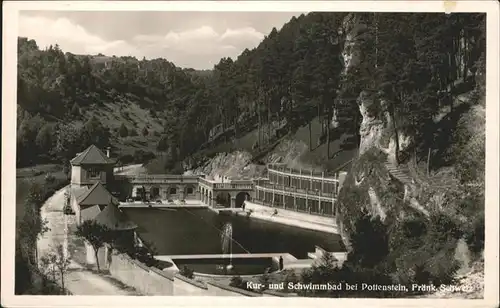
[340,13,366,74]
[186,151,261,180]
[336,13,416,249]
[266,139,317,171]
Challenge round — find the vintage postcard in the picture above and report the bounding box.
[2,1,499,307]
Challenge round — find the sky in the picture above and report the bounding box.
[18,11,304,69]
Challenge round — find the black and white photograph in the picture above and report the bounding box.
[2,1,499,307]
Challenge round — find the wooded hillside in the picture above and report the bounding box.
[17,13,485,173]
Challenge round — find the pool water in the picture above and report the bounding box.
[123,208,345,259]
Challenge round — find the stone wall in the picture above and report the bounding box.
[172,274,209,296]
[108,252,174,295]
[108,252,290,297]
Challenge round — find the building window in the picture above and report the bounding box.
[169,187,177,195]
[88,168,100,178]
[186,187,194,194]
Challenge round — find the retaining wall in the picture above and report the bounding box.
[108,252,174,295]
[108,252,292,297]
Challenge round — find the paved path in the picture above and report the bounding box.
[242,201,338,234]
[64,262,136,295]
[37,186,138,295]
[114,164,146,175]
[119,200,207,209]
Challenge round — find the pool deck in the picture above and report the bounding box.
[119,200,208,209]
[156,253,318,271]
[239,201,339,234]
[209,207,245,214]
[154,252,331,270]
[156,253,298,262]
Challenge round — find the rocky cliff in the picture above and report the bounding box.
[184,138,316,180]
[335,13,485,298]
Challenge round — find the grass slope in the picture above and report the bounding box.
[79,93,164,156]
[16,164,67,221]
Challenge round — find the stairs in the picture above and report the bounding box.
[384,160,433,217]
[384,161,414,185]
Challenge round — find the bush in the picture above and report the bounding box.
[428,213,462,243]
[133,150,156,164]
[119,154,134,165]
[133,245,158,267]
[63,204,75,215]
[44,173,56,183]
[282,270,299,293]
[229,275,248,289]
[465,214,485,254]
[258,271,270,291]
[118,124,129,137]
[179,265,194,279]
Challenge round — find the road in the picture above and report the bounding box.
[37,186,139,295]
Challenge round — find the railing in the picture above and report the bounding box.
[118,174,199,180]
[213,183,254,190]
[267,164,339,183]
[116,174,200,184]
[198,177,214,188]
[198,177,254,190]
[254,181,336,199]
[251,199,335,218]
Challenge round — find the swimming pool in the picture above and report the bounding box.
[123,208,345,259]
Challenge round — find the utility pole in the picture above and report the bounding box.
[375,13,379,70]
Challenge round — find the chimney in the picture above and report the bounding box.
[106,147,110,158]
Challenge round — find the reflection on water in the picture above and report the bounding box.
[123,208,345,258]
[220,222,233,256]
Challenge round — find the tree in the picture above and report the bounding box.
[81,116,111,149]
[75,220,113,271]
[16,13,486,169]
[53,123,83,162]
[156,136,168,152]
[129,129,138,137]
[70,103,80,117]
[347,212,389,269]
[299,251,339,297]
[35,123,56,158]
[40,244,71,292]
[118,123,129,138]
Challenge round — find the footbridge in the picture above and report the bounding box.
[115,174,255,208]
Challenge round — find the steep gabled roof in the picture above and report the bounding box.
[77,182,118,206]
[94,203,137,231]
[71,186,89,201]
[81,204,103,222]
[70,144,115,166]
